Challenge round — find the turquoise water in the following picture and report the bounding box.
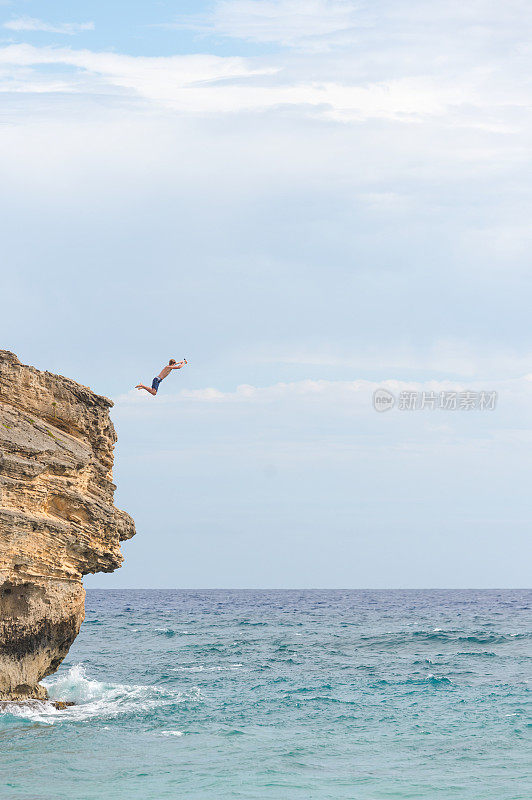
[1,590,530,799]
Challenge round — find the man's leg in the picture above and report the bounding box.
[135,384,157,395]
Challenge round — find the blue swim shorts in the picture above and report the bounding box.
[151,377,162,392]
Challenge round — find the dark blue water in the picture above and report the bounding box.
[1,590,530,799]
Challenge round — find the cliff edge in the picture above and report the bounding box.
[0,350,135,700]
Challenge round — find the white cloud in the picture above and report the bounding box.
[0,42,516,124]
[115,374,532,408]
[3,16,94,35]
[112,375,532,466]
[176,0,363,50]
[0,0,529,135]
[180,378,372,403]
[0,44,276,110]
[116,378,373,406]
[170,0,532,60]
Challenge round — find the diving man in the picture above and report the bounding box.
[135,359,187,396]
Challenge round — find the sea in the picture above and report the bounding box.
[1,589,530,800]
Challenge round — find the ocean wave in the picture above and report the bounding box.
[425,674,453,685]
[370,674,453,688]
[357,630,529,647]
[0,699,60,726]
[456,650,497,658]
[170,663,244,672]
[419,631,530,644]
[0,665,203,726]
[154,628,197,638]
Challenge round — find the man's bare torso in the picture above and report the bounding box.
[157,365,173,380]
[157,360,186,380]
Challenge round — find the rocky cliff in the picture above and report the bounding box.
[0,350,135,700]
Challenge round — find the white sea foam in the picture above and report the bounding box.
[425,673,452,684]
[159,730,184,737]
[171,663,243,672]
[0,700,59,725]
[0,665,203,726]
[154,628,194,636]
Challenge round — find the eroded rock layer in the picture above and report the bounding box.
[0,350,135,699]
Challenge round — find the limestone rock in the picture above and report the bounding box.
[0,350,135,700]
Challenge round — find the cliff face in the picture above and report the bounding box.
[0,351,135,700]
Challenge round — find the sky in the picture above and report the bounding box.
[1,0,531,588]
